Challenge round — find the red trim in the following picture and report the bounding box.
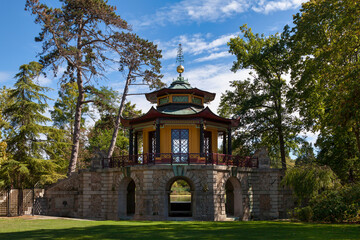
[120,106,240,128]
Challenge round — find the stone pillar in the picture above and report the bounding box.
[156,120,160,157]
[222,131,227,154]
[253,147,270,168]
[227,128,232,156]
[200,122,204,156]
[129,128,133,156]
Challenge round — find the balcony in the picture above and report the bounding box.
[102,153,258,168]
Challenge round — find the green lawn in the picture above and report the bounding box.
[0,217,359,240]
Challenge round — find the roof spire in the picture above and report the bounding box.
[176,44,184,77]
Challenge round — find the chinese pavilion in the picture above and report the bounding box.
[117,63,242,166]
[42,47,293,221]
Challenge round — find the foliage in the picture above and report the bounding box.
[50,82,89,135]
[171,180,191,195]
[294,183,360,223]
[282,163,339,206]
[316,128,360,183]
[26,0,163,175]
[294,141,316,166]
[290,0,360,178]
[0,62,65,188]
[220,24,302,169]
[86,89,141,158]
[291,206,313,222]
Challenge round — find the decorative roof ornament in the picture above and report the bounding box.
[176,44,185,76]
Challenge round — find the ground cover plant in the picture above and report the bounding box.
[0,217,359,240]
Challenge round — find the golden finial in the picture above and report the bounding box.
[177,65,184,73]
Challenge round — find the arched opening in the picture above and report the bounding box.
[168,178,193,217]
[118,177,136,219]
[225,177,243,218]
[127,180,135,216]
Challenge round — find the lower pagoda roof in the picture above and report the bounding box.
[120,106,240,128]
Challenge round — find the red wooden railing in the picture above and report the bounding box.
[102,153,258,168]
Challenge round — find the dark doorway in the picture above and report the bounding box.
[127,180,135,216]
[169,179,192,217]
[225,177,243,218]
[225,179,234,216]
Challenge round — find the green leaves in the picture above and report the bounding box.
[220,25,301,169]
[0,62,65,188]
[282,163,339,206]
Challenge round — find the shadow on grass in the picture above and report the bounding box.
[0,221,359,240]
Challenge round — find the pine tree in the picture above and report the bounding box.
[1,62,64,189]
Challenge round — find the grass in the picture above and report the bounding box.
[0,217,359,240]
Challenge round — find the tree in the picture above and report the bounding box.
[51,82,89,136]
[89,92,142,158]
[282,163,339,206]
[219,25,301,169]
[26,0,163,175]
[0,62,63,189]
[107,34,164,158]
[290,0,360,156]
[316,128,360,183]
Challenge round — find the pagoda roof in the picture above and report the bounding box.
[120,106,240,128]
[145,76,216,103]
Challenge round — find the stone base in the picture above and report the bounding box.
[43,165,293,221]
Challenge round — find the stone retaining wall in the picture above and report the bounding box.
[44,164,293,221]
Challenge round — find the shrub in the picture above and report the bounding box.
[282,164,339,206]
[295,183,360,223]
[292,206,313,222]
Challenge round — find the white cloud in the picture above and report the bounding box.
[194,51,231,62]
[135,0,307,27]
[36,75,53,86]
[160,33,237,60]
[182,64,251,112]
[252,0,306,14]
[0,72,12,82]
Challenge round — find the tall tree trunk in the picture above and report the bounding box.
[107,69,132,158]
[278,126,287,170]
[67,70,84,176]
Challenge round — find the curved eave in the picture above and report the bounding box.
[120,106,240,128]
[145,88,216,103]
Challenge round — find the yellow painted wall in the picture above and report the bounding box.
[141,124,218,154]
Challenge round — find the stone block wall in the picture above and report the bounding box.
[43,164,293,221]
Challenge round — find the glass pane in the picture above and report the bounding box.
[172,96,189,103]
[172,129,189,163]
[159,96,169,105]
[192,97,202,105]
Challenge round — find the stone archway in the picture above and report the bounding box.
[117,177,136,219]
[166,176,195,218]
[225,177,243,218]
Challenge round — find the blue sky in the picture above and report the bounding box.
[0,0,315,142]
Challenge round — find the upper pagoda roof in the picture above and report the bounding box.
[145,76,216,104]
[120,106,240,128]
